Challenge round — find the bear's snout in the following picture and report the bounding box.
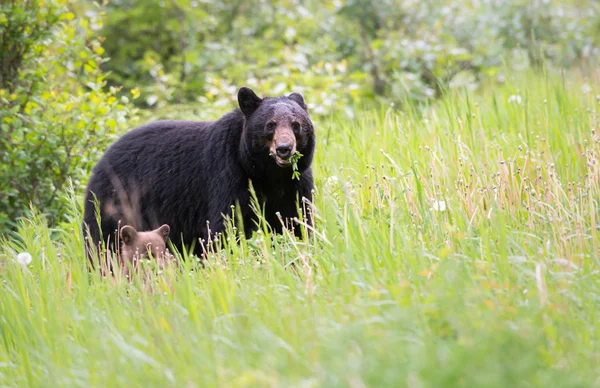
[270,127,296,167]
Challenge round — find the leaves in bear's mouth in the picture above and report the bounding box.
[291,151,303,180]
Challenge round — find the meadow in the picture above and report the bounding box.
[1,69,600,387]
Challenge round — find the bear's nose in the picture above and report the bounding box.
[275,144,293,159]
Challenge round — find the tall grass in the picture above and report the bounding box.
[1,69,600,387]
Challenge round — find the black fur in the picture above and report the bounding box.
[82,87,315,265]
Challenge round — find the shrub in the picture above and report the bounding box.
[97,0,599,112]
[0,0,136,234]
[335,0,600,103]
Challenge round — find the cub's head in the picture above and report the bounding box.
[237,87,315,175]
[119,224,173,269]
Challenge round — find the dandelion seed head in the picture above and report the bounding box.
[17,252,32,266]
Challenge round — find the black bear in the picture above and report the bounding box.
[82,87,315,266]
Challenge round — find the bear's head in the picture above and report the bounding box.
[119,224,174,271]
[237,87,315,177]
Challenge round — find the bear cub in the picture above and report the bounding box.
[119,224,176,277]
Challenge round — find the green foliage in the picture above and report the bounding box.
[333,0,599,102]
[2,71,600,385]
[98,0,373,115]
[291,151,303,181]
[97,0,598,113]
[1,0,599,384]
[0,1,136,234]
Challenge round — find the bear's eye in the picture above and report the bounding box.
[266,122,277,131]
[292,121,301,132]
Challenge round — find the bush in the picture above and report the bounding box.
[97,0,599,112]
[0,0,136,234]
[335,0,600,103]
[98,0,372,115]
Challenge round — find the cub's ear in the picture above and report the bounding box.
[288,92,307,111]
[157,224,170,242]
[238,87,263,117]
[120,225,138,245]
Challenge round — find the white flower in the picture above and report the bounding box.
[146,95,158,107]
[16,252,32,266]
[433,200,446,212]
[285,26,296,41]
[582,84,591,94]
[508,95,522,104]
[326,176,339,185]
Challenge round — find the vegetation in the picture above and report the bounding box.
[97,0,600,109]
[2,70,600,386]
[1,0,599,233]
[1,0,600,385]
[0,0,136,233]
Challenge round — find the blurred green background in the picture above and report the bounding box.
[1,0,599,234]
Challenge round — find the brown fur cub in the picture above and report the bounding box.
[119,224,176,278]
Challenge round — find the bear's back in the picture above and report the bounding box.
[83,114,247,255]
[106,120,211,154]
[91,120,217,178]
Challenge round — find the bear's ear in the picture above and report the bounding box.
[238,87,263,117]
[120,225,138,245]
[157,224,170,242]
[288,92,307,111]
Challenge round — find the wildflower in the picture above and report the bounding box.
[16,252,32,266]
[325,176,339,186]
[582,84,591,94]
[508,95,522,104]
[433,200,446,212]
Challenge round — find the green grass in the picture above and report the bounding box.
[2,69,600,387]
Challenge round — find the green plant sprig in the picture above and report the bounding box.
[291,151,303,180]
